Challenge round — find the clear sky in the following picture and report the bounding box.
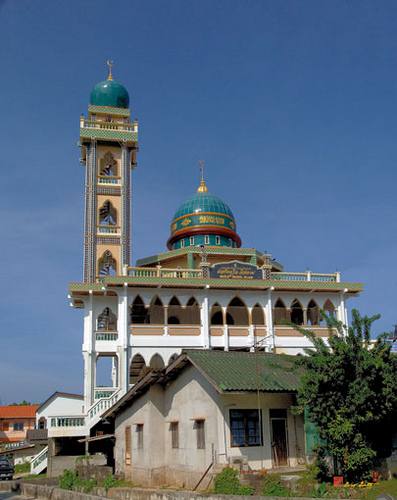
[1,0,396,404]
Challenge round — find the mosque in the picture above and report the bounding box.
[34,65,362,470]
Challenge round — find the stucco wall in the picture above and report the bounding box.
[114,365,306,488]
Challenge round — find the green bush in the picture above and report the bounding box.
[214,467,254,495]
[103,474,119,491]
[15,462,30,474]
[261,474,290,497]
[59,469,78,490]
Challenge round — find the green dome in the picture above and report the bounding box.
[167,181,241,250]
[173,192,235,220]
[90,79,129,108]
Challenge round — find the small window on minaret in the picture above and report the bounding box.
[99,201,117,226]
[216,236,220,245]
[98,250,117,276]
[181,239,185,248]
[100,152,117,176]
[190,236,194,245]
[204,236,210,245]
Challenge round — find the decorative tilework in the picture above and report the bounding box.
[88,105,130,117]
[80,128,138,142]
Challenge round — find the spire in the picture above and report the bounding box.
[197,160,208,193]
[106,59,113,81]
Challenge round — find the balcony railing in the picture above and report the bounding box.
[81,119,137,133]
[96,331,118,341]
[97,225,120,235]
[49,417,85,428]
[94,387,117,399]
[125,266,340,282]
[98,176,121,185]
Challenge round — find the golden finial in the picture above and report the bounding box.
[197,160,208,192]
[106,59,113,81]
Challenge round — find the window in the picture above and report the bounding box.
[180,239,185,248]
[190,236,195,245]
[125,426,131,465]
[136,424,143,449]
[195,419,205,449]
[230,409,262,447]
[170,422,179,448]
[215,236,220,245]
[204,235,210,244]
[1,422,9,431]
[13,422,24,431]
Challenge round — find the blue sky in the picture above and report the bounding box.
[1,0,396,404]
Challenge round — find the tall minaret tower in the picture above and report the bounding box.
[80,62,138,282]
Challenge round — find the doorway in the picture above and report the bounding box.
[270,409,289,467]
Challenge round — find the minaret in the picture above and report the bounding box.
[79,61,138,282]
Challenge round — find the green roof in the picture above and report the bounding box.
[184,349,301,392]
[173,191,235,220]
[90,79,129,108]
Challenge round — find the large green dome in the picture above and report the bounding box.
[90,79,129,108]
[167,180,241,250]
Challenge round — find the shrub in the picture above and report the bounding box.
[214,467,254,495]
[103,474,119,491]
[59,469,78,490]
[261,474,290,497]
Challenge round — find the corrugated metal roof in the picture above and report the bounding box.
[184,350,301,392]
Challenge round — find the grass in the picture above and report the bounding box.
[14,463,30,474]
[361,478,397,499]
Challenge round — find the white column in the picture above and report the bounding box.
[201,295,210,349]
[83,293,95,410]
[248,307,254,352]
[338,291,348,336]
[222,307,229,351]
[266,288,275,352]
[117,286,129,395]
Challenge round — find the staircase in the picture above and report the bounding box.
[30,445,48,475]
[86,389,121,429]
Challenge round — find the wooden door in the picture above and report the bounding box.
[271,416,288,466]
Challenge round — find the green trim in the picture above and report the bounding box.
[80,128,138,142]
[69,278,363,293]
[88,104,130,117]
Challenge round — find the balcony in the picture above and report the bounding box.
[95,331,118,341]
[94,387,117,400]
[98,176,121,185]
[81,119,137,133]
[97,225,120,235]
[274,325,331,337]
[49,417,85,428]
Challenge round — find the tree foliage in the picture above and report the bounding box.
[294,309,397,482]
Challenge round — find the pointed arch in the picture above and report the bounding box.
[168,296,182,325]
[227,297,248,326]
[210,303,223,325]
[322,299,335,322]
[100,151,118,177]
[148,296,164,325]
[130,296,148,324]
[274,298,288,325]
[97,307,117,330]
[252,303,265,326]
[129,354,147,385]
[290,299,304,325]
[307,299,319,326]
[98,250,116,276]
[184,297,200,324]
[99,200,117,226]
[168,353,179,365]
[149,354,165,371]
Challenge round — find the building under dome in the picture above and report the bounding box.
[34,66,364,475]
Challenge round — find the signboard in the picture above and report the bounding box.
[210,261,262,280]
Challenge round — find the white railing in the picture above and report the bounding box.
[30,445,48,474]
[95,331,118,341]
[97,225,120,235]
[81,119,137,132]
[87,389,121,424]
[125,266,339,282]
[94,387,117,399]
[49,416,85,428]
[98,177,120,185]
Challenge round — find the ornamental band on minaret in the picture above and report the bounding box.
[79,62,138,282]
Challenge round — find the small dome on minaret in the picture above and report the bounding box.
[90,60,129,108]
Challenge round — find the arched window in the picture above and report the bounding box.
[98,250,116,276]
[185,297,200,325]
[149,354,165,371]
[130,296,148,324]
[168,296,182,325]
[227,297,249,326]
[99,200,117,226]
[322,299,336,323]
[307,300,319,326]
[252,304,265,325]
[148,296,164,324]
[97,307,117,330]
[129,354,147,385]
[210,303,223,325]
[291,299,304,325]
[168,353,179,365]
[100,152,117,176]
[273,299,288,325]
[38,417,46,430]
